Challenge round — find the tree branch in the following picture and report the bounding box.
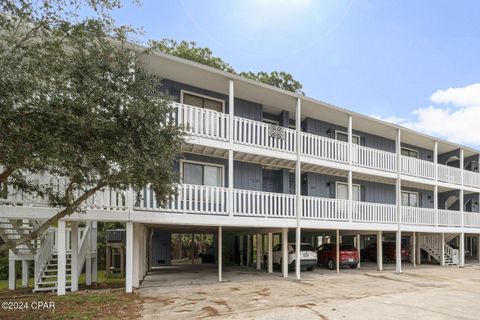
[0,182,107,253]
[0,166,15,184]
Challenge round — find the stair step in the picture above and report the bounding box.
[33,286,71,292]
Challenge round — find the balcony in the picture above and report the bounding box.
[400,156,435,180]
[437,164,462,185]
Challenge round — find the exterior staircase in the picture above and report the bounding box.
[34,252,72,292]
[0,218,43,255]
[419,234,459,266]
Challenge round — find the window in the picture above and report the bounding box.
[182,91,223,112]
[401,147,418,158]
[401,191,418,207]
[335,130,360,145]
[182,161,223,187]
[336,182,361,201]
[263,118,279,126]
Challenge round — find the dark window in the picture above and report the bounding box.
[183,93,223,112]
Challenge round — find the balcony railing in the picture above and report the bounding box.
[175,102,229,141]
[438,209,461,227]
[301,132,349,163]
[233,189,296,218]
[464,170,480,188]
[301,196,349,221]
[352,144,396,172]
[438,164,462,185]
[401,206,436,226]
[464,212,480,228]
[400,156,436,180]
[352,201,397,224]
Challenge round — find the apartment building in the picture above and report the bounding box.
[2,50,480,295]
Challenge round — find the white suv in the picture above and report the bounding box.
[266,243,317,271]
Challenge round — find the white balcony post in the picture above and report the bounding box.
[377,230,383,271]
[395,129,402,273]
[218,226,222,282]
[460,149,464,230]
[21,260,28,288]
[71,222,79,292]
[356,234,361,268]
[57,219,66,295]
[228,79,234,217]
[434,185,438,227]
[460,232,465,267]
[412,232,416,268]
[434,141,438,181]
[336,229,340,273]
[92,221,98,283]
[348,115,353,222]
[126,221,133,293]
[282,228,288,278]
[256,234,262,270]
[268,232,273,273]
[8,255,15,290]
[295,97,301,281]
[85,221,92,286]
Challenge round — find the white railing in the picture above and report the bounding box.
[76,225,91,279]
[401,206,436,225]
[233,116,296,153]
[352,201,397,224]
[174,102,229,141]
[136,184,228,215]
[301,132,349,163]
[464,212,480,228]
[302,197,349,221]
[464,170,480,188]
[445,245,460,265]
[438,164,462,184]
[352,145,396,172]
[400,156,435,180]
[34,230,55,289]
[438,209,461,227]
[233,190,295,218]
[83,188,129,211]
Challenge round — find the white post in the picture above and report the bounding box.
[239,235,243,266]
[412,232,416,268]
[434,141,438,180]
[21,260,28,288]
[295,97,302,281]
[218,226,222,282]
[377,231,383,271]
[417,233,422,265]
[228,79,234,217]
[92,221,98,283]
[460,232,465,267]
[441,233,445,266]
[282,228,288,278]
[246,235,251,267]
[132,224,140,288]
[57,219,66,295]
[268,232,273,273]
[336,230,340,273]
[126,221,133,293]
[356,234,361,268]
[71,222,79,292]
[85,221,92,286]
[396,230,402,273]
[256,234,262,270]
[396,129,402,273]
[348,115,353,222]
[8,256,15,290]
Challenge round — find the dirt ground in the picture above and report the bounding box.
[138,262,480,319]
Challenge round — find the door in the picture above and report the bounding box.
[336,182,360,201]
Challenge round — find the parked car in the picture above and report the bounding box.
[317,243,359,269]
[361,242,410,263]
[266,243,317,271]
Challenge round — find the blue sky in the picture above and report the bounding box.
[109,0,480,147]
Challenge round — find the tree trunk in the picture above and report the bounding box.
[0,166,14,184]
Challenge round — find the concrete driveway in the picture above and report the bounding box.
[138,263,480,319]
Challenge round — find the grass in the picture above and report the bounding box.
[0,271,141,319]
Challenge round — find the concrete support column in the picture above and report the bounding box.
[336,230,340,273]
[92,221,98,283]
[8,256,15,290]
[460,232,465,267]
[396,230,402,273]
[71,222,79,292]
[356,234,361,268]
[132,224,140,288]
[85,221,92,286]
[268,233,273,273]
[22,260,28,288]
[218,226,222,282]
[282,228,288,278]
[57,219,66,295]
[412,232,416,268]
[256,234,262,270]
[239,235,244,266]
[295,97,301,281]
[126,221,133,293]
[377,231,383,271]
[441,233,445,266]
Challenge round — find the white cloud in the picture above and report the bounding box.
[376,83,480,148]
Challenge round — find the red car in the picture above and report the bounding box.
[317,244,359,269]
[361,242,410,263]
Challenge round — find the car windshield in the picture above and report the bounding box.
[291,244,315,252]
[340,244,355,250]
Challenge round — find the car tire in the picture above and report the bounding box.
[327,259,335,270]
[350,264,358,269]
[263,256,268,270]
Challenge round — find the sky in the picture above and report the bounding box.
[106,0,480,148]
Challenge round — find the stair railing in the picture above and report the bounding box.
[34,229,55,290]
[76,225,91,280]
[444,244,459,264]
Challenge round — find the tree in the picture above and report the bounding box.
[0,1,184,253]
[151,38,304,94]
[239,71,304,95]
